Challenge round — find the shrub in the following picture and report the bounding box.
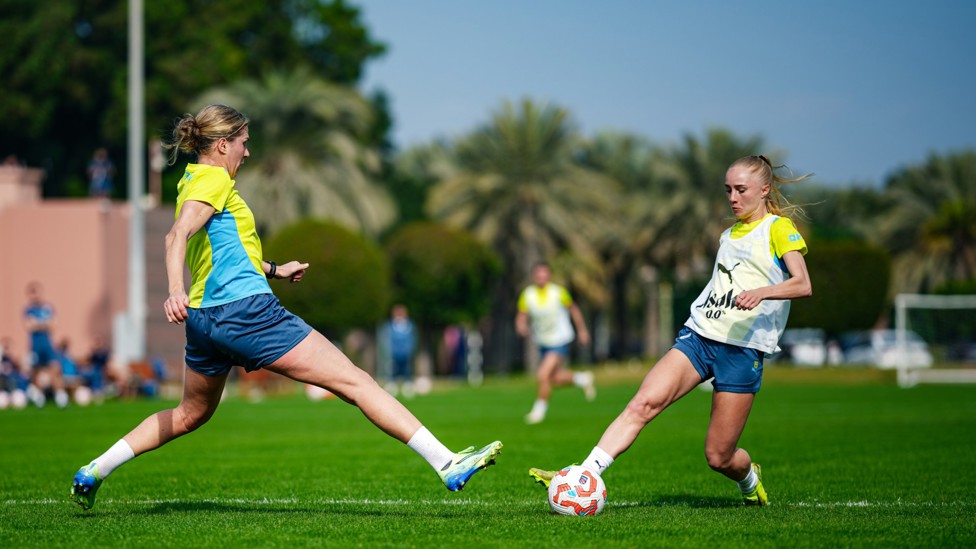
[789,239,891,334]
[385,222,501,327]
[265,220,390,337]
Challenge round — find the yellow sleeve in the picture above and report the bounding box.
[183,169,232,213]
[558,285,573,307]
[517,289,529,313]
[771,217,807,258]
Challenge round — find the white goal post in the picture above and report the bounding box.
[895,293,976,388]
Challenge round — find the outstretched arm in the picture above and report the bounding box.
[515,311,530,338]
[734,250,812,310]
[265,260,309,283]
[569,303,591,346]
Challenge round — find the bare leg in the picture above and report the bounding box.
[535,352,573,401]
[704,391,755,481]
[264,330,422,443]
[48,364,67,392]
[595,349,703,457]
[122,367,228,456]
[31,364,65,391]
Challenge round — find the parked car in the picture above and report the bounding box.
[840,330,933,369]
[946,342,976,363]
[770,328,827,366]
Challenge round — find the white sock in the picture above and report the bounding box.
[581,446,614,475]
[407,427,455,471]
[529,399,548,416]
[572,372,590,387]
[93,439,135,479]
[737,467,758,494]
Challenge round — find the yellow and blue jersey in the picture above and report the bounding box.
[176,164,271,308]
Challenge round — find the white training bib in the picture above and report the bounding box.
[685,215,791,353]
[521,283,575,347]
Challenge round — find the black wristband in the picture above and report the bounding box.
[266,261,276,279]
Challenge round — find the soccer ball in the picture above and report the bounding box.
[547,465,607,516]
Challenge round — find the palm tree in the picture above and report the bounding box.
[394,141,457,183]
[198,69,395,237]
[426,99,621,369]
[578,132,672,357]
[874,150,976,293]
[427,98,621,286]
[659,129,770,278]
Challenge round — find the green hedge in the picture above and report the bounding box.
[385,222,501,327]
[265,220,390,337]
[789,239,891,334]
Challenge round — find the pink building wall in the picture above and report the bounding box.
[0,162,185,376]
[0,199,130,367]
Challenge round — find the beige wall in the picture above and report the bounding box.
[0,166,43,210]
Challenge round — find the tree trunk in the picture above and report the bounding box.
[641,265,660,358]
[610,255,634,360]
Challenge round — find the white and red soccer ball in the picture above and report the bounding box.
[547,465,607,516]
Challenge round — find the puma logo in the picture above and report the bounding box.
[717,262,740,284]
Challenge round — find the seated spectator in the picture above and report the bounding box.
[1,338,29,410]
[128,357,166,398]
[84,337,111,399]
[58,339,81,386]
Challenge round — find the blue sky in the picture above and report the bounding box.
[353,0,976,186]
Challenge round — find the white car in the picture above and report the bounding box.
[841,330,933,369]
[775,328,827,367]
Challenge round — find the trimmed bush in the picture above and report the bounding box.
[789,239,891,334]
[265,220,390,337]
[385,222,501,327]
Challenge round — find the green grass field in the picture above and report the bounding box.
[2,365,975,548]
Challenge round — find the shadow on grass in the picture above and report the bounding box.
[613,495,742,509]
[79,500,484,519]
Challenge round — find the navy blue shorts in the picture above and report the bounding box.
[672,326,764,393]
[538,343,570,360]
[185,293,313,377]
[30,335,57,368]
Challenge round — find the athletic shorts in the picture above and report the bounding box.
[672,326,764,393]
[30,335,57,368]
[538,343,570,360]
[184,293,313,377]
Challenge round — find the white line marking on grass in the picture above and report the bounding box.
[612,500,974,509]
[5,498,972,508]
[791,500,974,508]
[4,497,502,507]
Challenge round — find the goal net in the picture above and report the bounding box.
[894,293,976,387]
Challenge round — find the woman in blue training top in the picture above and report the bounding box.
[70,104,501,510]
[531,155,813,506]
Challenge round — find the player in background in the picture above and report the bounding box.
[23,282,69,408]
[516,262,595,425]
[379,304,418,398]
[530,155,813,506]
[69,104,502,510]
[86,147,115,199]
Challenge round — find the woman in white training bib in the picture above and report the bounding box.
[531,155,813,506]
